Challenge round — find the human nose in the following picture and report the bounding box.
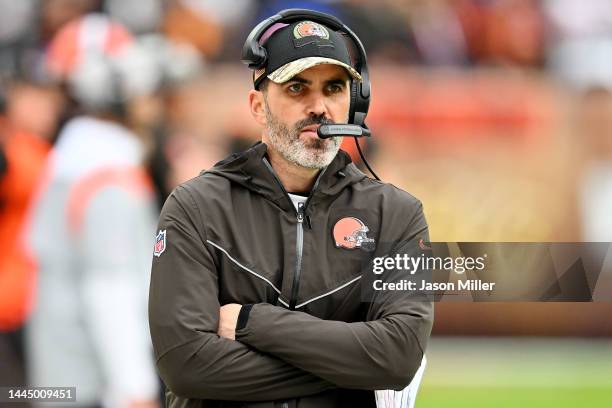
[306,91,329,118]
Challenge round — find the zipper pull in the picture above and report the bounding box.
[297,202,304,223]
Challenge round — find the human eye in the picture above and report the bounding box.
[326,83,345,95]
[287,83,304,94]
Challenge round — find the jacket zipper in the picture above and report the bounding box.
[262,157,329,310]
[291,202,305,309]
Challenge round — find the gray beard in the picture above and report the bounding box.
[264,100,342,169]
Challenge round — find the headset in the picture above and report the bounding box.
[241,8,380,180]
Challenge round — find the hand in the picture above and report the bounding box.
[218,303,242,340]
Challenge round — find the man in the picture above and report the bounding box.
[149,11,433,408]
[26,15,160,408]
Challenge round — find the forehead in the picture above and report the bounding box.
[284,64,350,83]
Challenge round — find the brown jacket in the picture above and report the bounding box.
[149,142,433,407]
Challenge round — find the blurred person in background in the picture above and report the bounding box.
[576,88,612,241]
[544,0,612,241]
[25,14,160,408]
[163,0,257,61]
[39,0,100,43]
[0,0,38,390]
[400,0,469,66]
[0,66,63,391]
[104,0,164,35]
[0,81,58,331]
[119,33,206,208]
[467,0,545,67]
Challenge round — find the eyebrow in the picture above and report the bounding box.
[287,75,349,86]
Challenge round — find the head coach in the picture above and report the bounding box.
[149,9,433,408]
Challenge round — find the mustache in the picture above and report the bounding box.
[293,115,334,132]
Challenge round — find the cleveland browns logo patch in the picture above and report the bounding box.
[293,21,330,40]
[333,217,375,251]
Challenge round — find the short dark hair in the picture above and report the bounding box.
[258,78,270,94]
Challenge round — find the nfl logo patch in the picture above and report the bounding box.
[154,230,166,257]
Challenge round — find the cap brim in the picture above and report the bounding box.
[267,57,362,84]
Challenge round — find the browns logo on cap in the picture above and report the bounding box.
[293,21,330,40]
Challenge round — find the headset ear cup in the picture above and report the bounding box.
[242,32,268,69]
[251,46,268,69]
[351,77,371,127]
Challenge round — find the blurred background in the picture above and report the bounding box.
[0,0,610,407]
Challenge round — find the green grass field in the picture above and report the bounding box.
[416,338,612,408]
[418,387,611,408]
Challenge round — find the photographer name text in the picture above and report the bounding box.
[373,279,496,292]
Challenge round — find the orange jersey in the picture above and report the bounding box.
[0,128,50,330]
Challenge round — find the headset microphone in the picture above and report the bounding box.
[317,124,371,139]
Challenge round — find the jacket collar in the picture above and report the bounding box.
[206,142,367,213]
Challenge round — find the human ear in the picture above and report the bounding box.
[248,90,267,127]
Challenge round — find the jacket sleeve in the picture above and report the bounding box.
[149,186,335,401]
[235,202,433,391]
